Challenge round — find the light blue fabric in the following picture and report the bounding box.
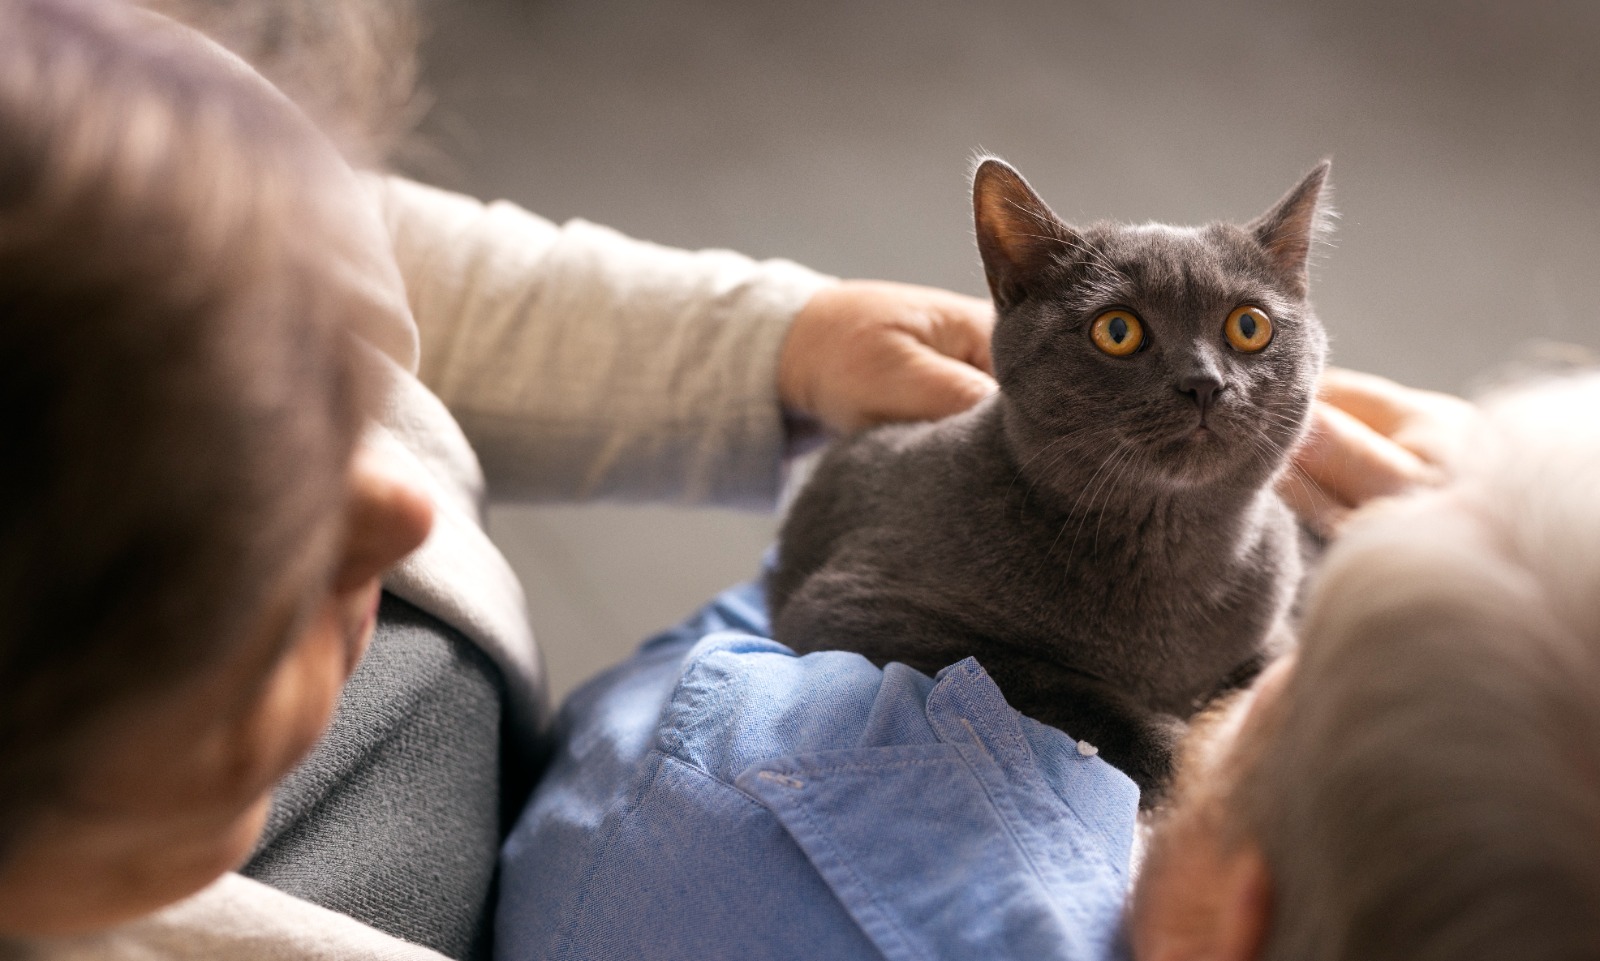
[497,580,1139,961]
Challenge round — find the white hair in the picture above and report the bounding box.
[1242,372,1600,961]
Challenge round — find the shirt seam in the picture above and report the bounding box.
[658,751,774,812]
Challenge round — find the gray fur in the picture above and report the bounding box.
[770,158,1330,799]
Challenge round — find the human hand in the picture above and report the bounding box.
[778,280,997,433]
[1281,367,1479,536]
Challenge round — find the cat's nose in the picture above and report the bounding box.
[1177,373,1226,414]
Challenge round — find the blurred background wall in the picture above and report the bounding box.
[405,0,1600,699]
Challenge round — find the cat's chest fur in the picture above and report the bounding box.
[770,396,1299,717]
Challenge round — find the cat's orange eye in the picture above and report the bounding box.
[1091,310,1144,357]
[1224,306,1273,353]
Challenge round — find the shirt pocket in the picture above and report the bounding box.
[737,743,1118,961]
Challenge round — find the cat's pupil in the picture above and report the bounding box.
[1239,315,1257,338]
[1109,317,1128,343]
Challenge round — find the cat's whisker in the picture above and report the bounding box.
[1042,436,1127,563]
[1252,403,1315,429]
[1254,403,1309,421]
[1042,424,1118,478]
[1048,441,1129,567]
[1008,427,1100,517]
[1255,449,1293,492]
[1237,426,1285,467]
[1088,441,1164,553]
[1278,460,1329,517]
[1248,416,1311,452]
[1000,213,1124,288]
[1090,445,1144,557]
[1014,231,1122,281]
[1064,234,1126,288]
[1060,434,1134,518]
[1240,404,1298,424]
[1069,443,1140,563]
[1251,408,1304,428]
[1028,445,1082,508]
[1241,431,1323,518]
[1002,197,1056,230]
[1239,424,1294,457]
[1010,426,1089,482]
[1252,408,1313,437]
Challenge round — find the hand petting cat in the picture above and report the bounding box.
[779,279,997,432]
[1286,367,1479,535]
[779,278,1477,541]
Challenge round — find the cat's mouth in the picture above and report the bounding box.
[1157,414,1238,463]
[1132,409,1244,468]
[1143,422,1241,487]
[1183,425,1226,455]
[1187,413,1221,440]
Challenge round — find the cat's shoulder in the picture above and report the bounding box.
[822,394,1004,471]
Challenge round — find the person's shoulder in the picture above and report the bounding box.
[654,631,928,784]
[503,588,1142,961]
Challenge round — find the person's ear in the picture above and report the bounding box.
[1211,842,1272,961]
[331,443,434,593]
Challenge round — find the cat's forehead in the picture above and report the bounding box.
[1074,220,1272,306]
[1085,221,1255,275]
[1126,222,1204,242]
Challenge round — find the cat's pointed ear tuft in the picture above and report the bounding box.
[972,157,1079,310]
[1248,160,1334,295]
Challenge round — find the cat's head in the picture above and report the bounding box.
[973,157,1330,492]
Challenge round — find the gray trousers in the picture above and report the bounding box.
[243,594,512,961]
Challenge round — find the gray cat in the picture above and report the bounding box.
[769,158,1330,799]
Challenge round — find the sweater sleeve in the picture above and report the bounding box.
[10,874,452,961]
[368,175,835,509]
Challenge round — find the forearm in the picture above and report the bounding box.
[371,175,833,507]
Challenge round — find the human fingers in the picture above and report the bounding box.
[849,337,998,428]
[912,286,996,375]
[1293,401,1441,510]
[1316,367,1426,435]
[779,280,997,432]
[1318,367,1476,467]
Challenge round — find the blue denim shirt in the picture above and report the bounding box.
[498,581,1139,961]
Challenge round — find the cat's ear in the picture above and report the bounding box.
[973,157,1080,310]
[1247,160,1333,295]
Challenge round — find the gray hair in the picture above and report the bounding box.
[1240,372,1600,960]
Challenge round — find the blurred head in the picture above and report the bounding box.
[0,0,430,935]
[136,0,424,169]
[1129,372,1600,960]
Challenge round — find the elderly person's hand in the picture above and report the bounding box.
[779,280,997,433]
[1282,367,1479,536]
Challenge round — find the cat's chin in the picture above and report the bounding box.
[1147,427,1260,490]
